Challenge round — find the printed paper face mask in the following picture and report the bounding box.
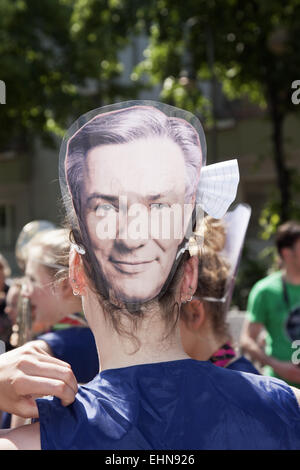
[59,100,239,308]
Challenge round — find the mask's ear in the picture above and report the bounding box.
[180,255,198,303]
[69,245,87,296]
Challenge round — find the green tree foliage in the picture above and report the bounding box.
[0,0,138,151]
[1,0,300,224]
[133,0,300,223]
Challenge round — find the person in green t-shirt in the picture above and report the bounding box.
[241,220,300,388]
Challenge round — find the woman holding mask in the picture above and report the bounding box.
[20,228,99,385]
[0,101,299,450]
[0,228,99,429]
[180,211,260,374]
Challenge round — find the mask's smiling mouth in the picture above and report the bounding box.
[110,258,156,275]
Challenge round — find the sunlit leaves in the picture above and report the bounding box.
[131,0,300,224]
[0,0,137,150]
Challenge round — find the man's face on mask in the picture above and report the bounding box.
[82,136,190,304]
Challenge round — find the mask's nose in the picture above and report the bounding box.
[116,203,149,250]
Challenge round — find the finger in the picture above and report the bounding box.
[34,354,77,380]
[2,397,39,419]
[17,341,72,367]
[15,376,77,406]
[16,397,39,419]
[20,360,78,395]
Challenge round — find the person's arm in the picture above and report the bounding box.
[241,282,271,364]
[0,341,77,418]
[0,422,41,449]
[240,320,270,365]
[267,357,300,384]
[241,319,300,384]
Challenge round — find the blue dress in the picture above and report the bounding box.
[36,359,300,450]
[227,356,261,375]
[37,327,99,384]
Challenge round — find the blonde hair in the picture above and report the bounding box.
[196,217,231,338]
[0,253,11,278]
[25,228,70,280]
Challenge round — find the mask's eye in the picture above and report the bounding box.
[151,203,170,210]
[95,203,118,214]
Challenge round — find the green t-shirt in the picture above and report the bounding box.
[246,271,300,387]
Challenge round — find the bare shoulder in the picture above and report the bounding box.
[0,422,41,450]
[290,386,300,409]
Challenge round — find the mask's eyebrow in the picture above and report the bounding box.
[145,189,179,202]
[146,194,162,201]
[85,193,119,207]
[85,188,182,207]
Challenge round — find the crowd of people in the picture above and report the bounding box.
[0,101,299,449]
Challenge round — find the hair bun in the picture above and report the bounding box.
[202,217,226,253]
